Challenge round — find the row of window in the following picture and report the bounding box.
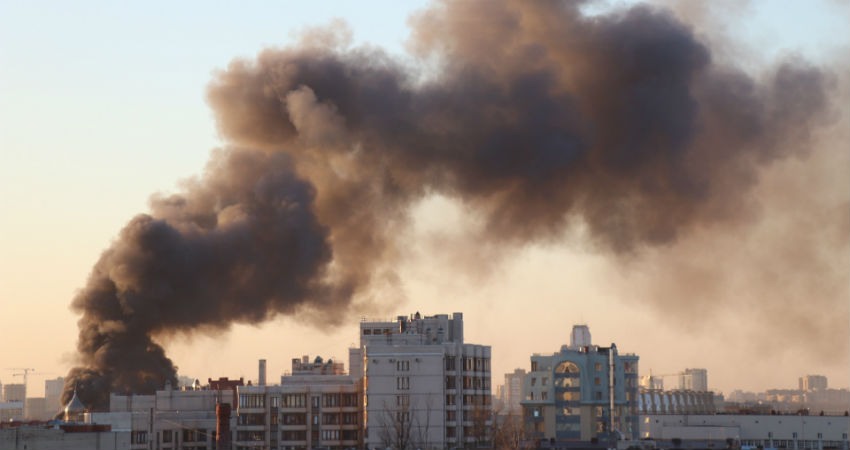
[445,426,490,439]
[445,376,491,390]
[279,430,359,442]
[238,412,266,426]
[362,328,393,335]
[273,393,359,409]
[445,410,492,422]
[156,429,210,444]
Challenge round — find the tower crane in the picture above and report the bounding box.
[5,368,36,399]
[644,370,683,390]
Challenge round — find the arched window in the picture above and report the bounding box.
[555,361,580,374]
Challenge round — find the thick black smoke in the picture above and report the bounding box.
[65,0,836,409]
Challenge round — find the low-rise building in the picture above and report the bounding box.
[641,413,850,450]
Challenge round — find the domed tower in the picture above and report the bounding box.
[63,388,87,422]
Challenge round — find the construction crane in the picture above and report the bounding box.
[5,368,36,398]
[643,370,683,390]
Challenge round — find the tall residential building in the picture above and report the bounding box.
[45,376,65,418]
[501,368,527,415]
[679,368,708,392]
[351,312,492,450]
[522,324,639,443]
[799,375,828,391]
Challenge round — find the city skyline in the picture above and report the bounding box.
[1,0,848,400]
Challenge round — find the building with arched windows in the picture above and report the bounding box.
[521,325,639,444]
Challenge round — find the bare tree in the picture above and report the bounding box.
[378,396,414,450]
[466,397,492,448]
[412,394,436,450]
[491,406,529,450]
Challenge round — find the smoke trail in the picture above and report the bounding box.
[64,0,838,409]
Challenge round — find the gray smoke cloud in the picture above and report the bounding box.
[65,0,840,409]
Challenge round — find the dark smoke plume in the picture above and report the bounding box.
[65,0,838,409]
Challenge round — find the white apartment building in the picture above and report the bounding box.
[351,312,492,450]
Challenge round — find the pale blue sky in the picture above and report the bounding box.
[1,0,847,397]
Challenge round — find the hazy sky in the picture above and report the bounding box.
[1,0,848,398]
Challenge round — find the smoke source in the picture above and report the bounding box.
[64,0,841,409]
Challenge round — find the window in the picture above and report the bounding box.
[595,363,602,371]
[311,396,320,408]
[542,391,549,400]
[542,377,548,386]
[396,360,410,371]
[595,377,601,386]
[342,393,358,407]
[559,391,579,401]
[282,413,306,425]
[238,413,266,426]
[237,430,264,442]
[397,376,410,390]
[446,410,456,421]
[270,396,280,407]
[446,376,456,389]
[282,394,305,407]
[183,429,202,442]
[363,328,371,335]
[342,412,358,425]
[530,377,537,387]
[323,394,340,407]
[396,395,410,407]
[556,362,580,374]
[281,430,306,441]
[446,426,456,438]
[131,431,147,444]
[321,430,340,441]
[446,394,456,405]
[445,357,456,371]
[239,394,266,408]
[396,411,410,423]
[162,430,173,443]
[322,413,340,425]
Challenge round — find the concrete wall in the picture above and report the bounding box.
[0,427,130,450]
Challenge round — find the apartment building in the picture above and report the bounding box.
[351,312,492,450]
[521,324,640,443]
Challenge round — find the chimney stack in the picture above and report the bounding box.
[258,359,267,386]
[216,402,232,450]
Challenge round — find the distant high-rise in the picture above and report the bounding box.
[679,368,708,392]
[3,383,25,402]
[798,374,827,391]
[502,368,527,414]
[44,377,65,417]
[569,324,592,349]
[258,359,267,386]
